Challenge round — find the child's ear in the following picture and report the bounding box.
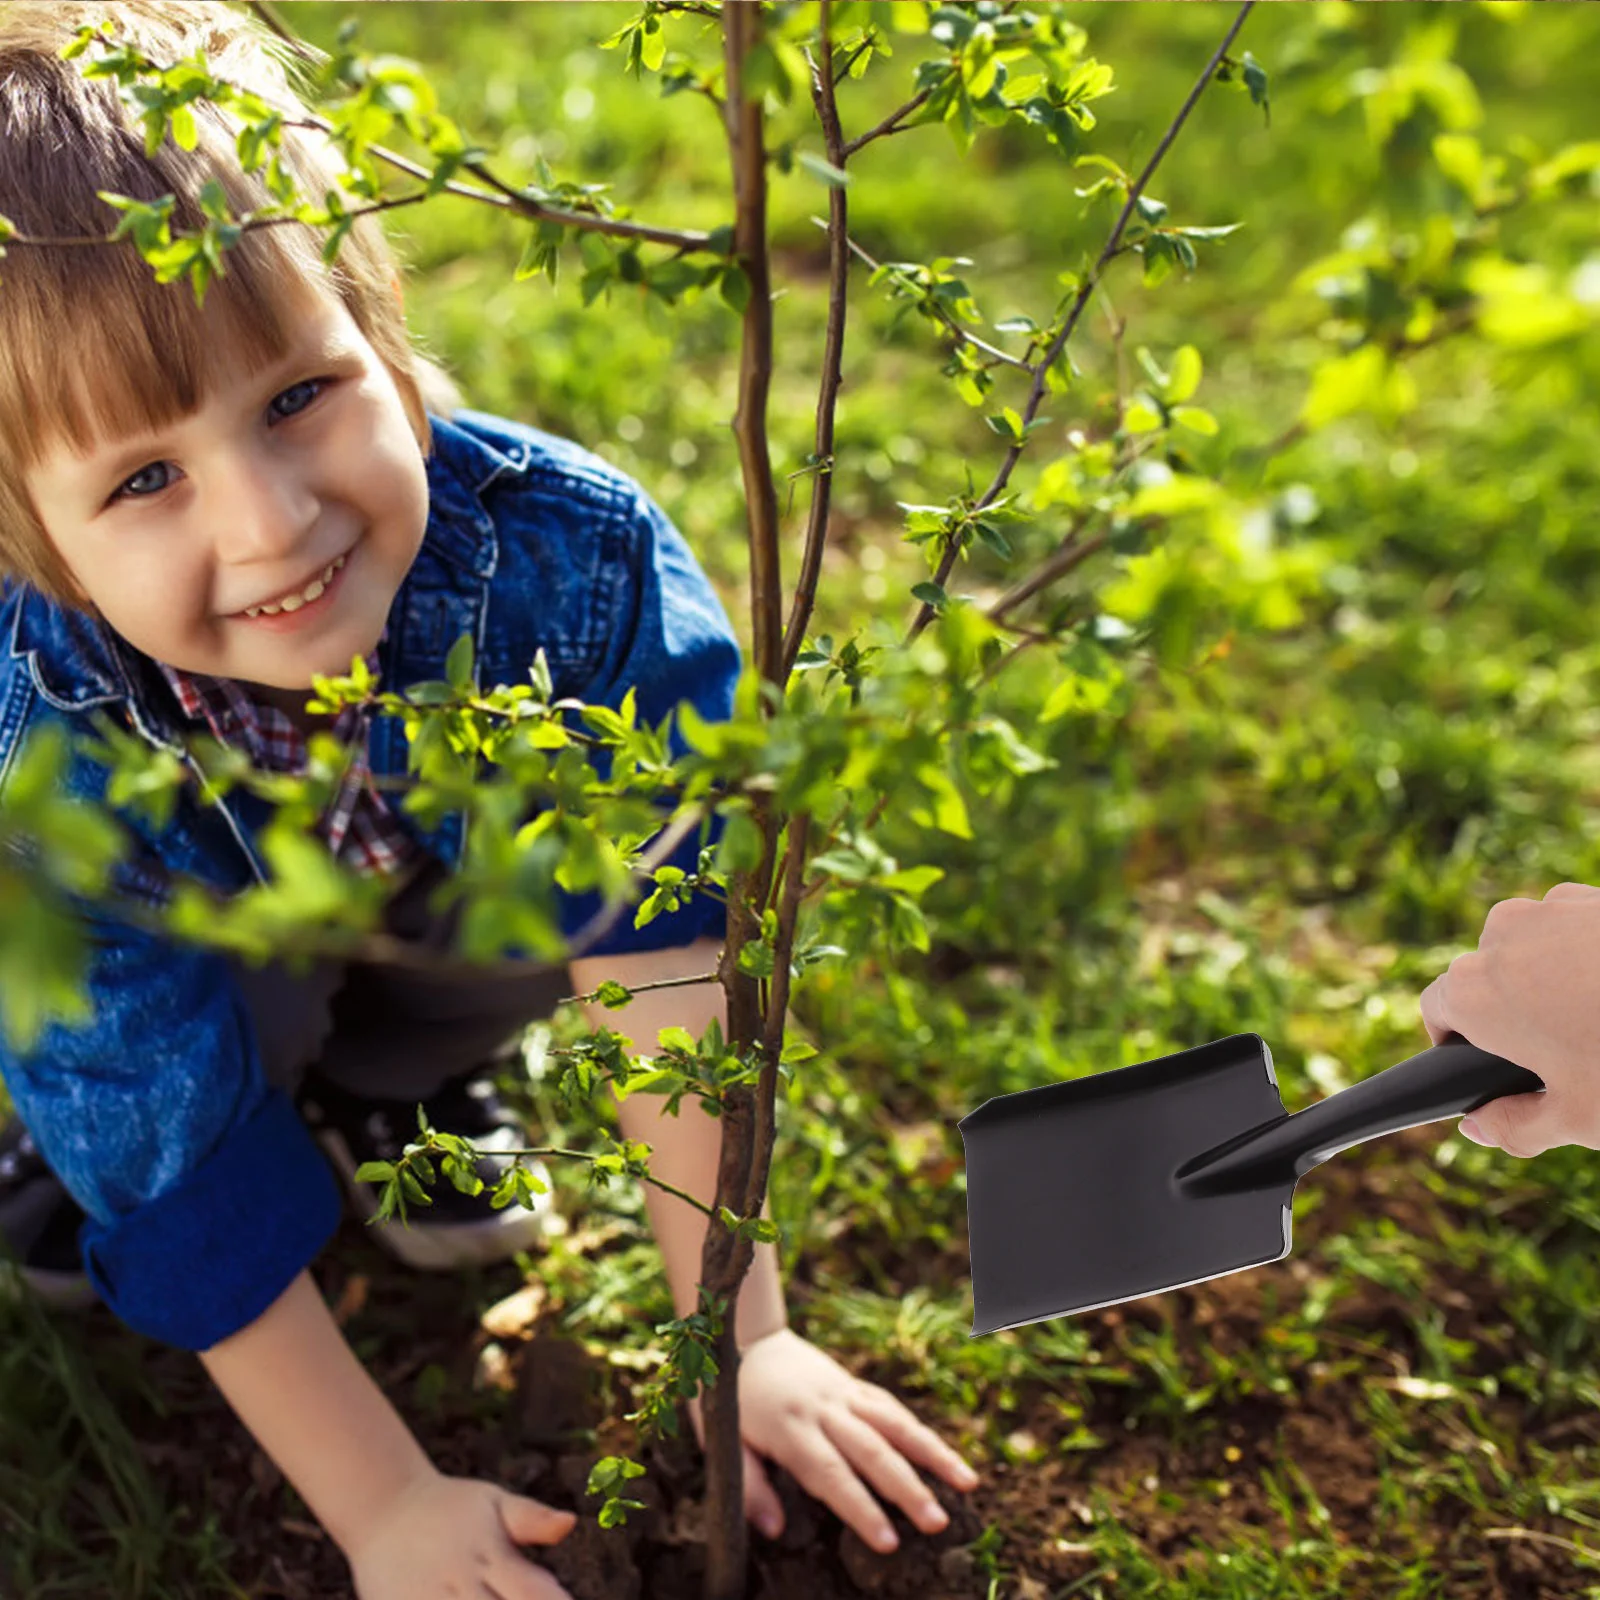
[390,269,404,311]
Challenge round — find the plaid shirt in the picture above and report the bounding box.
[153,630,421,879]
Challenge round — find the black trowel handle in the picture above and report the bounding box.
[1175,1032,1545,1198]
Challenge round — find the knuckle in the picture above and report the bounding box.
[1543,881,1589,900]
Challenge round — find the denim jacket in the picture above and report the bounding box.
[0,408,742,1351]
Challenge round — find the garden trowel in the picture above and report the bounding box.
[959,1031,1542,1336]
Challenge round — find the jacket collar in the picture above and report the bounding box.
[6,411,520,751]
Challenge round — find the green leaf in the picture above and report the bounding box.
[640,14,666,72]
[797,150,850,188]
[1134,192,1168,226]
[737,941,776,980]
[168,102,198,152]
[1240,50,1270,124]
[399,1167,432,1206]
[719,262,751,314]
[1167,344,1203,404]
[1171,404,1218,436]
[598,1498,646,1529]
[445,633,476,695]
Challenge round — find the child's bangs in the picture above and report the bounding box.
[0,222,322,476]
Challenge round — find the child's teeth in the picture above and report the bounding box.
[245,552,345,618]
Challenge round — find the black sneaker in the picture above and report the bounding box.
[295,1064,556,1271]
[0,1117,99,1312]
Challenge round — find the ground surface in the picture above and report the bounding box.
[25,1116,1587,1600]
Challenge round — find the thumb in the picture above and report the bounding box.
[1460,1090,1554,1159]
[744,1443,785,1541]
[500,1493,578,1547]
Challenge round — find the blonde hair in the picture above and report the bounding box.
[0,1,463,613]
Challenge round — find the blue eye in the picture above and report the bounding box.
[269,378,327,421]
[108,378,332,503]
[116,461,174,500]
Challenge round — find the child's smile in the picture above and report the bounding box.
[230,543,354,629]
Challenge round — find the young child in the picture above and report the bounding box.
[0,4,978,1594]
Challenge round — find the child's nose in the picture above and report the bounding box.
[210,449,321,562]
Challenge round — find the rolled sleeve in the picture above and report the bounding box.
[1,911,341,1351]
[557,483,742,959]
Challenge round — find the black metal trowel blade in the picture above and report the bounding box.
[959,1034,1290,1336]
[957,1031,1542,1337]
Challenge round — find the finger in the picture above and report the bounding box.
[499,1494,577,1547]
[487,1564,574,1600]
[1419,955,1485,1048]
[484,1545,575,1600]
[1417,975,1448,1047]
[1462,1088,1565,1158]
[847,1385,981,1492]
[742,1442,785,1540]
[1541,882,1600,900]
[819,1405,951,1539]
[787,1426,904,1554]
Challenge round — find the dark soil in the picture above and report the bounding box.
[43,1125,1596,1599]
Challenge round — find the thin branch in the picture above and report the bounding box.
[904,1,1256,646]
[724,17,784,688]
[745,810,809,1218]
[830,37,875,90]
[0,190,434,252]
[400,1137,722,1223]
[779,33,851,683]
[564,970,721,1009]
[841,84,934,160]
[63,24,715,256]
[810,218,1033,372]
[989,529,1109,623]
[562,805,714,963]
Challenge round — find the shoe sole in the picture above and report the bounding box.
[309,1126,555,1272]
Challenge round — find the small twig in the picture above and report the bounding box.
[809,219,1034,372]
[0,191,433,251]
[989,530,1109,624]
[564,970,721,1009]
[841,83,934,160]
[400,1137,722,1223]
[780,28,851,683]
[55,24,716,257]
[905,1,1257,646]
[829,37,874,90]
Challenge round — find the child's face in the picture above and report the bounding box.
[23,278,430,710]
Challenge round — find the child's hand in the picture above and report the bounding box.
[344,1467,577,1600]
[685,1326,980,1554]
[1419,881,1600,1157]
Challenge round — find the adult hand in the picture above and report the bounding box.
[1419,881,1600,1156]
[684,1326,980,1554]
